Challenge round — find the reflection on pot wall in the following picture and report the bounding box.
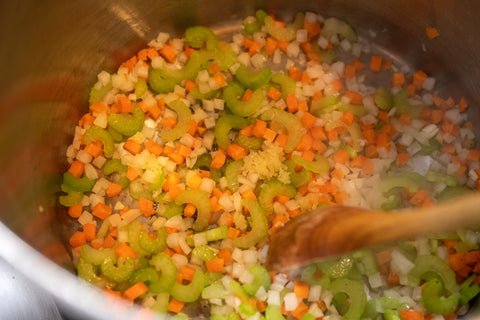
[0,0,479,319]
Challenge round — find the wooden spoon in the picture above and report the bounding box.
[266,193,480,272]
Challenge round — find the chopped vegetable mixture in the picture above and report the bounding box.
[61,9,480,320]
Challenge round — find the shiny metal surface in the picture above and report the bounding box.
[1,0,480,319]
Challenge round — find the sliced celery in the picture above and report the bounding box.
[291,154,329,174]
[107,106,145,137]
[149,253,177,293]
[83,125,115,158]
[175,189,211,231]
[138,227,167,254]
[170,270,205,303]
[225,159,244,192]
[160,99,192,142]
[264,12,305,42]
[237,134,263,150]
[223,82,264,117]
[321,17,357,43]
[329,279,367,320]
[407,254,457,292]
[260,108,305,153]
[62,172,95,193]
[215,114,252,150]
[233,198,268,248]
[184,26,218,50]
[101,257,135,283]
[271,72,296,99]
[242,264,271,296]
[235,65,272,90]
[258,179,296,212]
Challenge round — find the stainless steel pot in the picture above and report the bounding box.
[1,0,480,319]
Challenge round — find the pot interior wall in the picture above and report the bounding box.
[0,0,479,318]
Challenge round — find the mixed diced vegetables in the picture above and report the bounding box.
[61,9,480,320]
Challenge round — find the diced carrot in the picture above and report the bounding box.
[102,234,116,248]
[352,59,364,71]
[426,27,440,39]
[91,203,112,220]
[275,134,288,148]
[123,139,143,155]
[106,183,122,197]
[291,301,309,320]
[364,144,378,158]
[139,197,156,217]
[350,155,374,175]
[277,40,290,52]
[297,101,308,112]
[398,113,412,125]
[168,153,185,165]
[228,227,241,239]
[310,126,326,140]
[459,97,468,112]
[406,84,416,97]
[344,63,356,79]
[182,203,196,217]
[467,149,480,161]
[267,86,282,101]
[241,88,254,102]
[264,37,278,55]
[326,128,339,140]
[300,112,317,130]
[121,56,138,72]
[252,119,268,138]
[84,141,103,158]
[126,166,140,181]
[262,128,277,141]
[161,116,177,128]
[145,139,163,156]
[295,134,313,152]
[333,149,350,164]
[340,110,355,126]
[68,160,85,178]
[185,80,198,93]
[163,172,180,192]
[179,265,196,282]
[124,281,149,301]
[69,231,86,247]
[115,242,136,258]
[148,104,162,120]
[331,168,345,180]
[330,79,344,92]
[396,153,410,166]
[392,72,405,87]
[68,203,83,218]
[376,132,391,150]
[226,143,248,160]
[293,281,309,299]
[206,258,225,273]
[117,96,132,113]
[159,44,176,63]
[301,72,312,85]
[186,174,202,190]
[387,267,400,286]
[168,298,185,314]
[413,70,428,89]
[370,55,382,72]
[241,189,258,200]
[286,93,299,112]
[218,247,233,264]
[399,309,425,320]
[302,150,315,161]
[89,101,107,113]
[409,189,433,207]
[78,113,96,128]
[289,66,303,82]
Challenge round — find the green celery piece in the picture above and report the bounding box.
[62,172,95,193]
[149,253,177,293]
[271,72,296,99]
[229,280,250,303]
[151,292,170,314]
[175,189,211,231]
[243,264,271,296]
[407,254,457,292]
[108,126,124,142]
[170,270,205,302]
[89,78,112,105]
[258,179,296,212]
[190,87,220,100]
[187,225,229,246]
[459,275,480,305]
[363,297,404,319]
[379,171,427,194]
[310,95,340,116]
[300,263,331,287]
[80,245,117,265]
[233,198,268,249]
[103,159,127,175]
[318,256,354,279]
[265,305,286,320]
[193,153,213,170]
[129,179,153,201]
[419,138,441,155]
[235,65,272,90]
[134,78,148,98]
[101,257,135,283]
[128,220,149,256]
[164,203,184,219]
[421,279,459,315]
[301,313,315,320]
[108,106,145,137]
[129,267,159,285]
[321,17,357,43]
[138,227,167,254]
[260,108,305,153]
[425,170,457,187]
[185,26,218,50]
[148,166,165,192]
[59,191,84,207]
[225,159,244,192]
[284,159,312,187]
[171,313,189,320]
[192,245,218,262]
[393,88,421,118]
[202,282,227,300]
[237,134,263,150]
[329,279,367,320]
[264,12,305,42]
[374,87,393,111]
[83,125,115,158]
[223,82,264,117]
[352,249,378,276]
[338,103,367,116]
[160,99,192,142]
[383,310,401,320]
[438,186,472,202]
[204,272,223,286]
[215,113,252,150]
[243,9,268,35]
[306,43,336,64]
[77,257,101,284]
[291,154,329,174]
[148,68,177,93]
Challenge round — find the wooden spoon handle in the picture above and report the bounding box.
[267,193,480,271]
